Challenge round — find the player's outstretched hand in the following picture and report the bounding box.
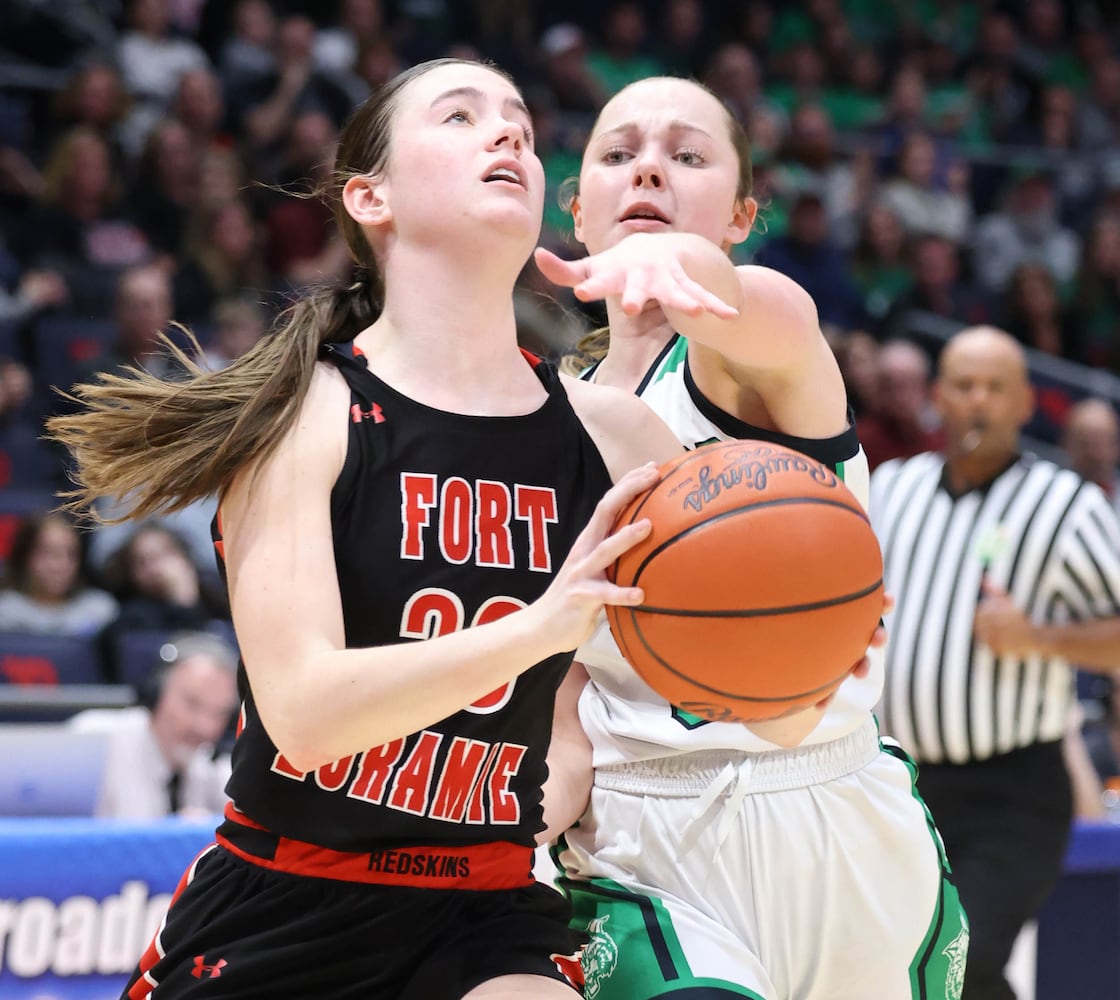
[535,236,739,319]
[530,462,659,652]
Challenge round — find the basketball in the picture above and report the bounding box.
[607,440,884,723]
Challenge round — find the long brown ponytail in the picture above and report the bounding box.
[47,58,489,521]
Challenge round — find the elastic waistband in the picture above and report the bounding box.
[594,716,880,796]
[217,803,534,890]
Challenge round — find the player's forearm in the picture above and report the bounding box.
[265,608,563,772]
[668,248,819,372]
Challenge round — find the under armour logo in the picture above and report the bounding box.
[351,402,386,424]
[191,956,227,980]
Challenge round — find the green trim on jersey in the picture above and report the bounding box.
[562,875,768,999]
[651,334,690,384]
[879,740,969,1000]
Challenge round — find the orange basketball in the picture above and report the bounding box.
[606,440,884,723]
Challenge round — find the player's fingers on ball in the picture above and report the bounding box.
[882,592,896,614]
[575,466,657,550]
[851,656,871,678]
[585,518,651,576]
[604,583,644,607]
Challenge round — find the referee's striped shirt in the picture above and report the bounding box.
[869,452,1120,765]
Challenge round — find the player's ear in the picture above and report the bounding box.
[570,192,586,245]
[725,196,757,247]
[343,173,391,228]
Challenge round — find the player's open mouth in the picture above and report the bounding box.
[621,203,670,224]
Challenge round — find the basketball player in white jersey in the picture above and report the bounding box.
[536,76,968,1000]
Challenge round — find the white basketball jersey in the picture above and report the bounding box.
[578,334,883,763]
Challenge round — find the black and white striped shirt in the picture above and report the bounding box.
[870,452,1120,765]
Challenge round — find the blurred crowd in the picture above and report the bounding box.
[3,0,1120,800]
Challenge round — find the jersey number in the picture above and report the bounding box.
[400,589,526,713]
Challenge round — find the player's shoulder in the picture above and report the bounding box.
[560,373,683,478]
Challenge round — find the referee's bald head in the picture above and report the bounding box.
[938,326,1029,385]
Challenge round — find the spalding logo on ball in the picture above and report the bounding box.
[607,440,884,723]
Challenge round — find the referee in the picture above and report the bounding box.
[869,326,1120,1000]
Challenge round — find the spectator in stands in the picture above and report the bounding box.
[832,42,887,131]
[200,296,270,371]
[769,41,830,118]
[1077,53,1120,151]
[354,35,404,95]
[539,22,607,116]
[962,10,1036,145]
[195,147,253,215]
[0,513,118,638]
[101,522,227,631]
[14,128,152,315]
[851,199,913,328]
[234,14,355,160]
[702,43,777,130]
[131,119,201,259]
[917,32,972,139]
[654,0,710,80]
[0,259,69,329]
[218,0,278,96]
[98,522,228,678]
[869,64,933,158]
[729,0,776,65]
[0,359,33,424]
[972,169,1081,296]
[753,186,863,330]
[260,111,349,289]
[1001,260,1078,360]
[69,630,239,818]
[780,103,871,249]
[47,61,131,172]
[115,0,210,158]
[1062,397,1120,512]
[174,197,272,323]
[831,328,880,419]
[879,129,973,244]
[70,264,178,387]
[315,0,385,74]
[172,66,234,155]
[1069,212,1120,371]
[585,2,664,98]
[856,338,945,470]
[882,233,994,339]
[1020,85,1100,231]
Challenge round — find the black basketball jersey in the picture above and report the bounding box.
[215,342,612,855]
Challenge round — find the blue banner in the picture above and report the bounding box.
[0,817,216,1000]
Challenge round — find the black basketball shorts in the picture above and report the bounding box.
[122,845,586,999]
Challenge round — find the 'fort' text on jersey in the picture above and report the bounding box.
[400,473,558,571]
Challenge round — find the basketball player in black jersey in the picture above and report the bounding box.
[48,59,686,999]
